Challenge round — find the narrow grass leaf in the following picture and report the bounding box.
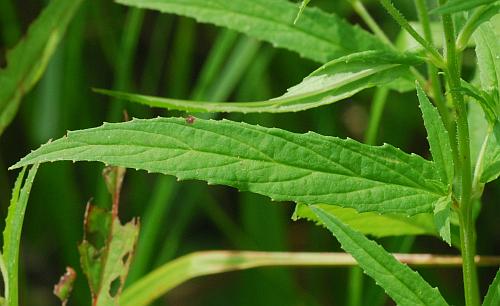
[96,50,420,113]
[311,206,449,306]
[293,203,436,238]
[431,0,498,15]
[483,268,500,306]
[3,164,39,306]
[416,83,454,185]
[120,250,462,306]
[114,0,392,63]
[12,117,446,215]
[0,0,83,136]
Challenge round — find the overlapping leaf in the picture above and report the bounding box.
[97,50,419,113]
[311,206,449,306]
[416,83,454,186]
[483,268,500,306]
[12,117,446,215]
[431,0,498,15]
[0,0,83,136]
[293,203,436,238]
[114,0,391,63]
[474,21,500,123]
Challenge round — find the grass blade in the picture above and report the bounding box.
[119,250,485,306]
[2,164,39,306]
[0,0,83,136]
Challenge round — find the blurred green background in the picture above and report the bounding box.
[0,0,498,305]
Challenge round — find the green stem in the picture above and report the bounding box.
[347,267,363,306]
[379,0,445,68]
[364,87,389,145]
[350,0,391,45]
[440,2,479,305]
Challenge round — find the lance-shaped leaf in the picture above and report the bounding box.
[3,164,39,306]
[481,122,500,183]
[483,268,500,306]
[311,206,449,306]
[12,117,446,215]
[431,0,497,15]
[474,21,500,123]
[433,195,452,246]
[0,0,83,136]
[416,83,454,186]
[293,203,436,238]
[114,0,391,63]
[96,50,419,114]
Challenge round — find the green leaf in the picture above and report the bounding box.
[483,268,500,306]
[11,117,447,215]
[114,0,391,63]
[431,0,498,15]
[292,203,436,237]
[474,21,500,123]
[481,121,500,183]
[0,0,83,136]
[416,82,454,186]
[2,164,39,306]
[96,50,420,113]
[433,195,452,245]
[311,206,449,306]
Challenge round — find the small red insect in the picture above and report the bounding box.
[185,115,196,124]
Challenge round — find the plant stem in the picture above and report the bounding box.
[440,2,479,305]
[350,0,391,45]
[379,0,445,68]
[364,87,389,145]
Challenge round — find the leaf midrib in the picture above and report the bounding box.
[43,123,444,197]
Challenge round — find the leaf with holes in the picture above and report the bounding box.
[79,203,139,306]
